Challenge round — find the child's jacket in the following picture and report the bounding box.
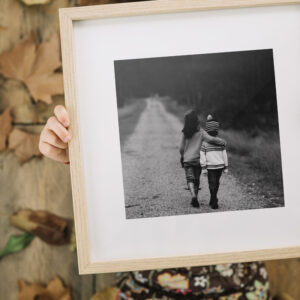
[179,131,203,165]
[200,141,228,170]
[179,130,225,165]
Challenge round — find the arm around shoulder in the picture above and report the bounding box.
[202,129,225,146]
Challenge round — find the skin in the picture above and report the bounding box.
[39,105,71,163]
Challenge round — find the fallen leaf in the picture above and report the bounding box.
[18,281,46,300]
[77,0,112,5]
[69,223,76,252]
[8,128,41,163]
[20,0,51,5]
[46,276,72,300]
[90,288,119,300]
[0,33,63,104]
[0,108,12,151]
[18,276,71,300]
[0,233,34,259]
[10,209,70,245]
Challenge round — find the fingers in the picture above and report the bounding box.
[39,140,69,163]
[54,105,70,127]
[40,128,68,149]
[46,116,71,143]
[39,105,71,163]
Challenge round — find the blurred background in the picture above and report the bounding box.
[0,0,299,299]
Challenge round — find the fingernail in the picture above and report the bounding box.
[64,121,69,127]
[64,135,71,143]
[64,161,70,165]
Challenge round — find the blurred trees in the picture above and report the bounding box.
[114,49,278,132]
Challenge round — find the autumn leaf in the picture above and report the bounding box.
[77,0,112,5]
[0,33,63,104]
[0,108,12,151]
[10,209,70,245]
[0,233,34,259]
[69,223,76,252]
[20,0,51,5]
[18,276,71,300]
[8,128,41,163]
[90,288,119,300]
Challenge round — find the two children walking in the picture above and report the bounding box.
[179,110,228,209]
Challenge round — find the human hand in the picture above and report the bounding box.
[39,105,71,163]
[202,168,207,175]
[215,137,226,147]
[223,168,229,174]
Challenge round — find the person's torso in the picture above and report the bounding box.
[183,131,203,163]
[202,141,226,169]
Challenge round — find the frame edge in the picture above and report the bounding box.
[59,0,300,275]
[60,0,300,21]
[59,9,91,274]
[80,246,300,274]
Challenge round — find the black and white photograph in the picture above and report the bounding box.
[114,49,284,219]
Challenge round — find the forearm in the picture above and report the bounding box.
[223,150,229,167]
[200,150,207,168]
[202,130,225,146]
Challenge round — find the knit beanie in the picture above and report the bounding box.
[206,114,219,134]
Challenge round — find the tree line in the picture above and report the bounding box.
[114,49,279,133]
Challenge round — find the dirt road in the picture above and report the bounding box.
[121,97,278,219]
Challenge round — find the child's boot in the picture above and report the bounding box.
[212,200,219,210]
[211,194,219,209]
[188,182,199,208]
[211,188,219,209]
[209,188,213,206]
[194,180,200,196]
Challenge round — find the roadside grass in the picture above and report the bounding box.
[118,99,147,146]
[221,129,283,184]
[162,97,187,123]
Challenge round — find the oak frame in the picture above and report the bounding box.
[59,0,300,274]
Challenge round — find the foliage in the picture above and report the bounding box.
[10,209,71,245]
[20,0,51,5]
[114,50,279,132]
[0,32,63,104]
[90,287,119,300]
[0,233,34,259]
[118,98,147,145]
[18,276,71,300]
[8,128,41,164]
[0,109,41,163]
[221,129,283,183]
[0,108,12,151]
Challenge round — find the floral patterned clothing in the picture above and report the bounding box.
[116,262,270,300]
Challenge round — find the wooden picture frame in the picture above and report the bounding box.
[59,0,300,274]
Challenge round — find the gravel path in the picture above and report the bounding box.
[121,97,278,219]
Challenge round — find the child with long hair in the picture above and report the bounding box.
[200,115,228,209]
[179,110,225,208]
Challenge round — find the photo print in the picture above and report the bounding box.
[114,49,284,219]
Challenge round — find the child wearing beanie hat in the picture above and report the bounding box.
[179,110,226,208]
[205,114,219,135]
[200,115,228,209]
